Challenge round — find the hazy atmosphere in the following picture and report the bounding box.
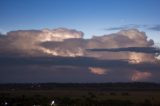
[0,0,160,83]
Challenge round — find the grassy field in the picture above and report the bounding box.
[0,83,160,106]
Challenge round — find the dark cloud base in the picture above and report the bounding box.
[87,47,160,54]
[0,56,160,83]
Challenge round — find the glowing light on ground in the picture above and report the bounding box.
[51,100,55,106]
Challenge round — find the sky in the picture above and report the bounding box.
[0,0,160,42]
[0,0,160,83]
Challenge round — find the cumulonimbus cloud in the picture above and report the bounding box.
[0,28,159,82]
[0,28,155,59]
[0,28,84,56]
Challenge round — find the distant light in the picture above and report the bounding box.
[51,100,55,106]
[4,102,8,105]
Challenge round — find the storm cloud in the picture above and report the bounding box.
[87,47,160,54]
[0,28,159,83]
[0,28,84,56]
[0,56,160,83]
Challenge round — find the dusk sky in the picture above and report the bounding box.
[0,0,160,83]
[1,0,160,41]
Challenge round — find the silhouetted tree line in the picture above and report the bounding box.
[0,82,160,91]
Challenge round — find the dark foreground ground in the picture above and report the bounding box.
[0,82,160,106]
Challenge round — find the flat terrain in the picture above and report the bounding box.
[0,83,160,106]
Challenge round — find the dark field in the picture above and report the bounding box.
[0,83,160,106]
